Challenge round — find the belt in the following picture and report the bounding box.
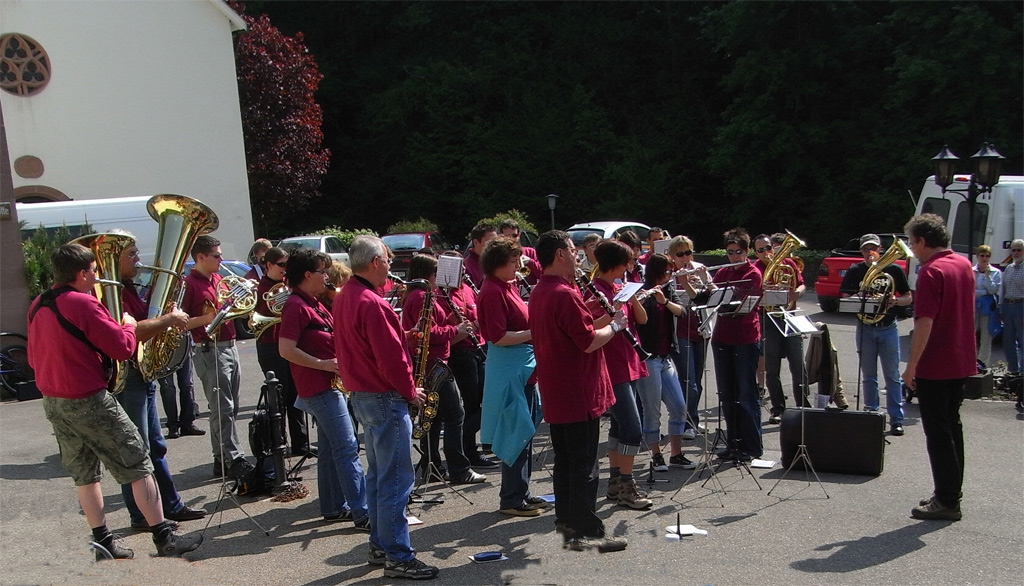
[1005,298,1024,304]
[200,339,235,351]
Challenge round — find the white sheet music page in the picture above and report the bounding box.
[437,255,463,289]
[613,282,643,304]
[707,288,734,307]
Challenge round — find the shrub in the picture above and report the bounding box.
[22,223,90,299]
[386,218,439,234]
[476,209,539,235]
[310,226,379,249]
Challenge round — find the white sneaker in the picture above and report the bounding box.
[681,429,697,440]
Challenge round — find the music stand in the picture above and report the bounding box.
[765,309,829,499]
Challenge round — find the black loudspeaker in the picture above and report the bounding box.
[779,408,886,476]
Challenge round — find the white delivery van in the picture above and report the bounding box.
[16,196,159,264]
[908,175,1024,289]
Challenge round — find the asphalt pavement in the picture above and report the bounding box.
[1,293,1022,586]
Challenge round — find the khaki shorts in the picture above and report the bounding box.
[43,392,153,486]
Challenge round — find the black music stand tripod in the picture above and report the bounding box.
[763,309,829,499]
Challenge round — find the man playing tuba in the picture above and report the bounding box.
[840,234,913,436]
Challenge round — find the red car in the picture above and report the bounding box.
[815,233,909,313]
[381,232,457,280]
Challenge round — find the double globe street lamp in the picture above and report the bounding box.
[931,142,1004,264]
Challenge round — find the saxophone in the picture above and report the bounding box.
[856,238,913,325]
[409,282,450,440]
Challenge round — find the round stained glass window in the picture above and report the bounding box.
[1,33,51,96]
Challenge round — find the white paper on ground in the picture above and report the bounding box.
[664,524,708,537]
[750,459,775,468]
[407,515,423,526]
[537,494,556,503]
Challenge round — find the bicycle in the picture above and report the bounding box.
[0,332,40,401]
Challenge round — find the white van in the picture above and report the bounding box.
[908,174,1024,288]
[16,196,159,264]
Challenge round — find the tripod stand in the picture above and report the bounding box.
[764,310,828,498]
[410,404,474,507]
[199,331,269,536]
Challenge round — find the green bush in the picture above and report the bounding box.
[386,218,439,234]
[476,209,539,235]
[22,223,90,299]
[311,226,379,249]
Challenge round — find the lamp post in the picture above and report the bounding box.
[931,142,1004,265]
[546,193,559,231]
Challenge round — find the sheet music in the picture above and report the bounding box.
[436,255,463,289]
[613,282,643,304]
[789,314,820,335]
[707,288,734,307]
[735,295,760,315]
[653,239,671,256]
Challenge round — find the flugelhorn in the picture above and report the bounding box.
[137,195,219,381]
[70,232,136,394]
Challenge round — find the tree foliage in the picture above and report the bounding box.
[246,1,1021,250]
[232,2,330,237]
[21,223,91,299]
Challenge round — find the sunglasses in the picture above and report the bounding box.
[274,261,288,268]
[725,249,745,256]
[755,246,772,253]
[674,250,693,257]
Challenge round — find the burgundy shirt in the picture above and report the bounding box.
[182,269,236,342]
[28,287,137,399]
[478,275,537,385]
[255,275,283,344]
[914,249,977,379]
[528,275,614,424]
[401,287,459,364]
[333,276,417,402]
[464,250,484,290]
[121,279,148,321]
[279,288,335,398]
[521,246,542,286]
[711,260,762,345]
[589,278,647,384]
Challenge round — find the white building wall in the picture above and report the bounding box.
[0,0,253,258]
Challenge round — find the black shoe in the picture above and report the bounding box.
[353,517,371,532]
[383,557,439,580]
[891,424,905,436]
[91,538,134,561]
[367,545,387,566]
[449,470,487,485]
[155,531,203,557]
[211,460,225,478]
[229,457,256,481]
[324,510,353,523]
[468,455,500,469]
[166,505,206,522]
[179,425,206,437]
[716,449,737,460]
[165,428,180,440]
[564,536,628,553]
[130,518,179,533]
[767,415,782,425]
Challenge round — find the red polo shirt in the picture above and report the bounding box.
[279,288,335,397]
[182,269,236,342]
[402,287,459,363]
[711,261,762,345]
[478,275,537,385]
[528,275,614,424]
[333,276,417,402]
[121,279,148,322]
[464,250,484,290]
[589,278,647,384]
[447,282,482,352]
[28,287,137,399]
[914,249,977,379]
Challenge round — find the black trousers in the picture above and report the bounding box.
[448,347,485,456]
[550,418,603,539]
[916,377,966,508]
[418,376,471,477]
[256,342,309,450]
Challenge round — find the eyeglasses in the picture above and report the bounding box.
[675,251,693,257]
[725,249,745,256]
[376,256,392,265]
[861,246,879,252]
[312,269,328,275]
[755,246,772,253]
[274,262,287,268]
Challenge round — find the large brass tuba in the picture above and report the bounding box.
[70,232,136,394]
[761,230,806,311]
[856,238,913,325]
[137,195,219,381]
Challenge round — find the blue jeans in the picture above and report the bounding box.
[118,368,185,522]
[675,337,706,429]
[855,321,904,424]
[607,381,642,455]
[711,342,762,458]
[348,391,415,563]
[636,357,687,444]
[295,389,368,521]
[499,384,537,509]
[157,346,198,430]
[1002,301,1024,374]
